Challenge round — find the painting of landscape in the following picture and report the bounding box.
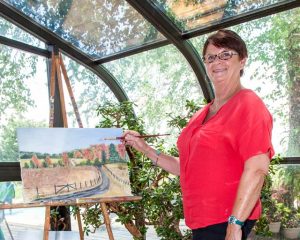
[17,128,132,203]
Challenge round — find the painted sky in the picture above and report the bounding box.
[17,128,122,154]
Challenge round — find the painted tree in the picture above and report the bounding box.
[108,143,120,163]
[45,155,52,167]
[116,143,126,160]
[101,150,107,164]
[31,154,41,168]
[62,152,70,167]
[73,150,82,158]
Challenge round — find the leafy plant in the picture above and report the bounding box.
[254,155,282,236]
[282,207,300,229]
[266,201,286,223]
[73,100,201,239]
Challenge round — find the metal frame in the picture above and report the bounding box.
[0,0,128,103]
[89,0,300,63]
[0,35,50,57]
[126,0,214,102]
[94,39,170,64]
[182,0,300,39]
[0,0,297,103]
[0,0,300,180]
[1,157,299,182]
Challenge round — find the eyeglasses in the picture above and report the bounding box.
[202,51,238,64]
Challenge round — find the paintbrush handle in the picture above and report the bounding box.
[104,133,170,140]
[134,133,170,139]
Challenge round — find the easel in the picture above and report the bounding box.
[48,49,84,238]
[0,50,142,239]
[49,50,83,128]
[0,196,142,240]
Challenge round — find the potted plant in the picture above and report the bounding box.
[282,207,300,239]
[266,200,285,233]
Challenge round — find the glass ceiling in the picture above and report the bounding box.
[0,17,45,49]
[153,0,286,31]
[4,0,165,59]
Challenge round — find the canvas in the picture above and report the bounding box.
[17,128,132,203]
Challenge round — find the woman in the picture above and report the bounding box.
[123,29,274,240]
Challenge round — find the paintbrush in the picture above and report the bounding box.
[102,133,170,140]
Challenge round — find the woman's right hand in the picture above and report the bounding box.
[122,130,151,154]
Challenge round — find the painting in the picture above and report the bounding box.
[17,128,132,203]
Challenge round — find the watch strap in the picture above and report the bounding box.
[228,215,244,227]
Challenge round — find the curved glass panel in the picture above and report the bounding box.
[4,0,165,59]
[104,45,204,145]
[0,45,48,162]
[190,8,300,157]
[0,17,45,49]
[60,55,118,128]
[271,164,300,211]
[153,0,285,31]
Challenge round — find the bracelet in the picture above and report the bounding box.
[154,150,161,166]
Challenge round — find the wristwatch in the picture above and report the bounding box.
[228,215,244,227]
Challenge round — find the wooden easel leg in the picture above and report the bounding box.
[100,203,114,240]
[4,217,14,240]
[76,209,84,240]
[43,206,51,240]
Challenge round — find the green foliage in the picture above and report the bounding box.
[74,100,200,239]
[86,160,92,166]
[103,45,202,137]
[0,18,40,122]
[167,99,204,130]
[236,9,300,156]
[57,160,64,167]
[101,151,107,164]
[42,161,48,168]
[273,165,300,207]
[109,144,120,163]
[0,117,46,162]
[73,205,104,236]
[281,206,300,228]
[24,162,30,169]
[266,201,286,223]
[29,160,35,169]
[94,159,101,166]
[254,155,282,236]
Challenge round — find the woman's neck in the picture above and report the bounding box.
[212,83,243,112]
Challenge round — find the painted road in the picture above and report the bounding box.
[33,166,110,202]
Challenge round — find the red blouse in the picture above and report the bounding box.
[177,89,274,229]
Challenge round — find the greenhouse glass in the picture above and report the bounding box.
[272,164,300,209]
[153,0,286,31]
[0,16,45,49]
[4,0,166,59]
[60,55,119,128]
[0,46,48,162]
[104,44,204,145]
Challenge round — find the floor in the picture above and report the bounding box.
[0,208,160,240]
[0,208,296,239]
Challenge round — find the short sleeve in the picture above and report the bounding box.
[238,104,275,162]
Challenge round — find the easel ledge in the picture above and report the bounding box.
[0,196,142,209]
[0,196,142,240]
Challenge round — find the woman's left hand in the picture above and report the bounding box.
[225,224,242,240]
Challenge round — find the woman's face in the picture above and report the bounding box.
[204,44,246,87]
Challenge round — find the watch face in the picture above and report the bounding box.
[228,216,235,224]
[228,216,244,226]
